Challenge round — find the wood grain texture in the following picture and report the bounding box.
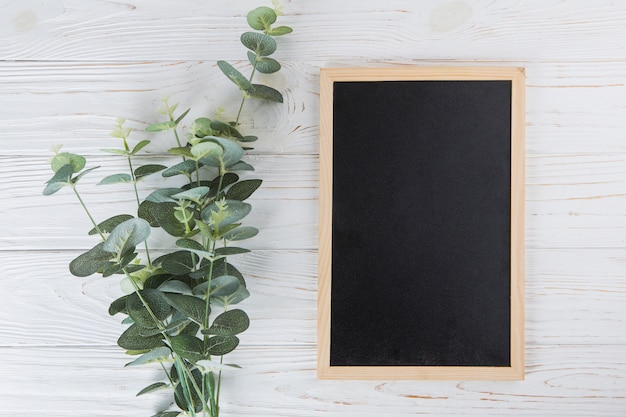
[3,0,626,61]
[1,345,624,416]
[2,0,626,414]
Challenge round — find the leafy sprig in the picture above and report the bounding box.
[43,5,291,417]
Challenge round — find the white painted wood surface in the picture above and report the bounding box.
[1,0,625,415]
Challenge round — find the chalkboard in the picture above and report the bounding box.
[318,67,525,380]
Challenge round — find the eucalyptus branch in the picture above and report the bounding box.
[43,5,292,417]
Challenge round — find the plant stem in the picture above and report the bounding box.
[126,155,152,267]
[71,185,104,240]
[234,61,259,126]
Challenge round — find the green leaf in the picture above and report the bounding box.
[131,139,151,155]
[137,381,169,396]
[174,368,203,412]
[192,117,214,137]
[126,289,172,329]
[135,164,166,179]
[138,200,159,227]
[198,137,244,168]
[158,280,192,295]
[98,173,132,185]
[223,226,259,241]
[43,164,73,195]
[212,285,250,308]
[190,141,222,161]
[247,51,281,74]
[201,200,252,229]
[240,135,258,143]
[144,273,173,289]
[217,61,251,90]
[126,346,171,367]
[118,323,164,350]
[103,218,151,256]
[206,335,239,356]
[51,152,86,173]
[89,214,134,235]
[247,6,276,30]
[227,161,255,172]
[151,202,188,237]
[146,121,176,132]
[240,32,277,56]
[203,309,249,336]
[268,25,293,36]
[214,247,250,256]
[162,160,198,178]
[247,83,283,103]
[170,334,205,363]
[171,187,209,202]
[161,251,196,275]
[69,242,114,277]
[207,173,239,198]
[175,108,191,124]
[146,188,183,203]
[226,179,262,201]
[163,293,207,324]
[168,147,193,158]
[72,166,100,184]
[109,295,129,315]
[209,120,243,139]
[210,275,241,297]
[212,261,246,287]
[175,238,204,252]
[153,409,182,417]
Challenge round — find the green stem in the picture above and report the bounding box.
[234,60,259,126]
[125,271,209,416]
[71,185,104,240]
[126,155,152,267]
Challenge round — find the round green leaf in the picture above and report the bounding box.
[201,200,251,229]
[118,323,164,350]
[206,335,239,356]
[240,32,277,56]
[43,164,73,195]
[247,51,281,74]
[223,226,259,241]
[69,242,114,277]
[51,152,86,173]
[247,83,283,103]
[98,173,132,185]
[226,179,262,201]
[169,334,205,363]
[246,6,276,30]
[134,164,166,179]
[89,214,134,235]
[161,250,196,275]
[126,289,172,329]
[204,309,249,336]
[103,218,151,256]
[163,293,207,325]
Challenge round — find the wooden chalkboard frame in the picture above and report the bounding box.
[318,67,525,380]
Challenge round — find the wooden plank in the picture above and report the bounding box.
[1,249,625,348]
[3,0,626,61]
[3,60,626,156]
[2,344,624,416]
[0,154,318,251]
[5,152,626,249]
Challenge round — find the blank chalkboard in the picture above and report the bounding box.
[318,67,525,380]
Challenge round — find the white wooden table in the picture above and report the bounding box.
[1,0,625,415]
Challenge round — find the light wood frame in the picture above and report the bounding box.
[318,67,526,380]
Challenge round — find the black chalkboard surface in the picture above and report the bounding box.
[318,67,525,380]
